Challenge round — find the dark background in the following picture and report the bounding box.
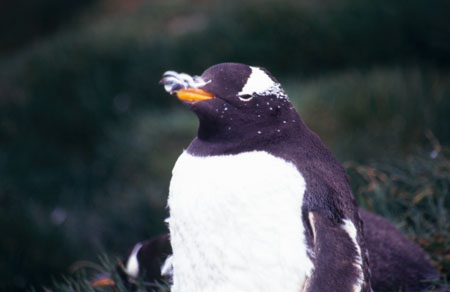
[0,0,449,290]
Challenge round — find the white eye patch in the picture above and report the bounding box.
[238,67,288,100]
[238,67,275,96]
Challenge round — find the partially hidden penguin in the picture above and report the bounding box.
[92,63,438,292]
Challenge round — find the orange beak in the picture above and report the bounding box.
[176,88,214,102]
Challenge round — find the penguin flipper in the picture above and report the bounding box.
[305,210,369,292]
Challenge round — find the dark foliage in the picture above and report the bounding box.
[0,0,95,55]
[347,148,450,284]
[0,0,448,290]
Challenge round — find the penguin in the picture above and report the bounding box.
[121,234,173,283]
[90,234,172,289]
[161,63,371,292]
[92,63,438,291]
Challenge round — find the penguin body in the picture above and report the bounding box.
[91,61,438,292]
[124,234,172,281]
[162,63,370,292]
[360,209,438,292]
[110,209,438,292]
[169,151,312,292]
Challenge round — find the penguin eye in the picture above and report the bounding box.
[238,94,254,102]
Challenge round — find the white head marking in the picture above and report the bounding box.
[238,66,288,100]
[238,67,275,96]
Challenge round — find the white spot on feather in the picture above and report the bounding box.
[308,213,317,244]
[161,255,174,276]
[125,242,143,278]
[342,219,364,292]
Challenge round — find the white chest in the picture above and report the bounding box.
[167,151,313,292]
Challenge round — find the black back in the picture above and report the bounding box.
[184,63,370,289]
[161,63,439,291]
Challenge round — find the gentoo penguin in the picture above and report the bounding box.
[120,234,173,284]
[92,63,438,291]
[161,63,371,292]
[90,234,172,289]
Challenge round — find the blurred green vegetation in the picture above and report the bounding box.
[289,67,450,160]
[348,149,450,282]
[44,255,171,292]
[0,0,95,55]
[0,0,449,291]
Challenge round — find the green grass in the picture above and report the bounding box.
[347,148,450,283]
[42,255,170,292]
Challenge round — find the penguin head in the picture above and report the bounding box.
[161,63,298,140]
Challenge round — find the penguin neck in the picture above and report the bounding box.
[188,109,307,157]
